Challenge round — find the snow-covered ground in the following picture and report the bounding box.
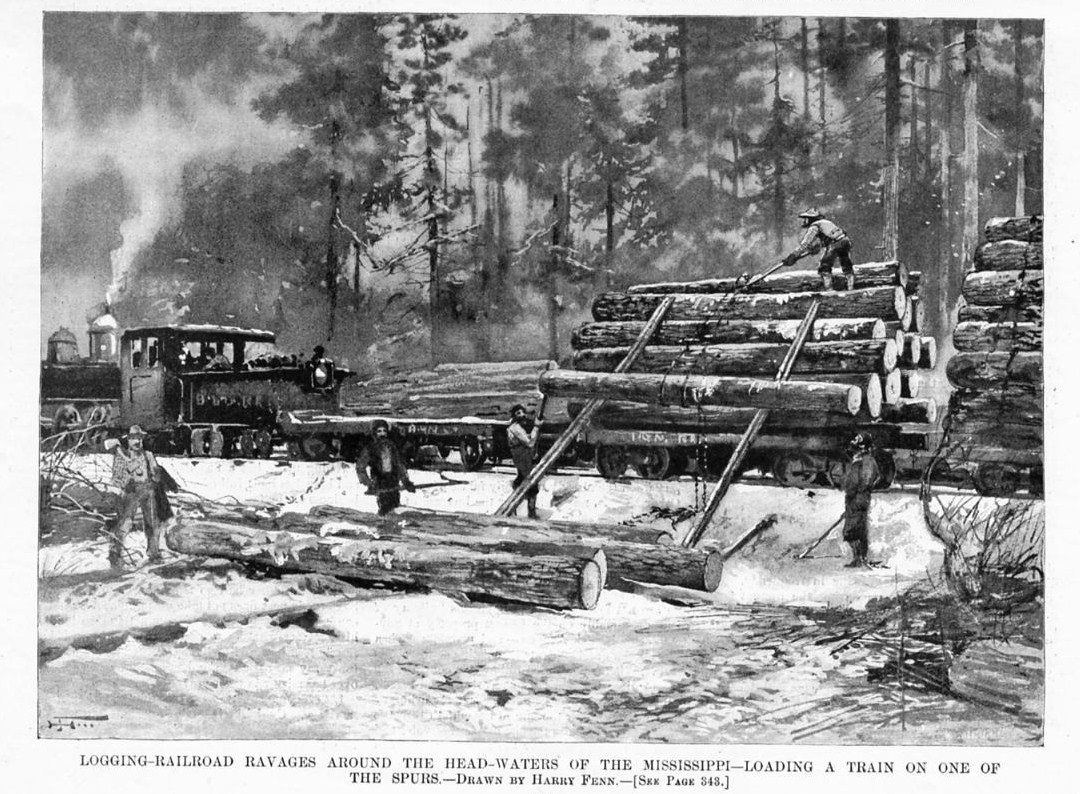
[37,455,1042,743]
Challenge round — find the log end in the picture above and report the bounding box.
[893,287,909,322]
[578,559,605,610]
[871,318,887,340]
[896,261,910,289]
[883,369,902,405]
[845,385,863,416]
[864,375,883,419]
[901,370,921,399]
[702,550,725,593]
[882,338,898,373]
[925,396,938,424]
[900,295,914,330]
[920,337,938,369]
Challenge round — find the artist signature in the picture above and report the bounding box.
[44,715,109,733]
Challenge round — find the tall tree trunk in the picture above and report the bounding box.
[605,174,615,286]
[549,193,561,360]
[924,60,933,171]
[909,54,919,184]
[937,21,957,336]
[678,19,690,132]
[800,18,812,182]
[730,117,741,199]
[1014,19,1027,216]
[882,20,901,261]
[771,31,786,256]
[818,18,828,157]
[961,21,981,274]
[325,169,340,342]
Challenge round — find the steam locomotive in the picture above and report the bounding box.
[41,316,350,457]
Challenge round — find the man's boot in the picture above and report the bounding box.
[820,274,832,291]
[845,273,856,291]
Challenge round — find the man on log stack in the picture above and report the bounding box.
[507,403,543,519]
[781,208,856,291]
[356,420,415,515]
[842,432,880,568]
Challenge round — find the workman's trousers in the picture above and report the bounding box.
[512,471,539,517]
[110,483,161,566]
[817,238,855,276]
[376,489,401,516]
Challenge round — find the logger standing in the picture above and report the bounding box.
[109,425,164,568]
[356,420,415,515]
[841,431,880,568]
[781,208,857,291]
[507,403,543,519]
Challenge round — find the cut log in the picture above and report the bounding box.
[167,517,606,610]
[961,270,1044,307]
[946,417,1043,447]
[570,317,886,349]
[571,339,898,378]
[983,215,1043,243]
[945,352,1043,390]
[957,301,1042,325]
[348,392,541,420]
[900,370,920,399]
[905,270,922,295]
[974,240,1043,271]
[949,387,1043,424]
[587,402,879,432]
[900,333,923,368]
[900,297,913,331]
[790,374,882,418]
[882,369,902,404]
[911,296,926,333]
[627,261,908,295]
[539,370,862,415]
[880,397,937,424]
[592,287,908,323]
[952,321,1042,353]
[918,337,938,368]
[284,507,724,594]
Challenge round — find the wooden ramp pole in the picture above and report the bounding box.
[682,299,821,548]
[495,295,676,517]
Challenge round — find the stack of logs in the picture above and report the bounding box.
[340,360,555,420]
[944,215,1043,472]
[555,260,938,447]
[165,502,728,611]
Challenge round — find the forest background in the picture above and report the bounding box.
[40,12,1044,374]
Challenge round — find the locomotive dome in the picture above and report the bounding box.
[88,312,119,331]
[48,327,78,345]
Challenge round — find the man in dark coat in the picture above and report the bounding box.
[507,403,543,519]
[109,425,165,567]
[356,419,415,515]
[781,208,856,290]
[841,432,881,568]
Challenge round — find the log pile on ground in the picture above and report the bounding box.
[166,502,728,610]
[944,216,1043,477]
[551,260,938,457]
[340,360,556,420]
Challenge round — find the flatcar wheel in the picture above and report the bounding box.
[873,450,896,489]
[633,446,672,480]
[300,435,331,461]
[254,429,274,458]
[459,435,486,471]
[189,428,208,457]
[595,445,628,479]
[238,430,257,459]
[771,451,819,489]
[171,425,193,456]
[973,462,1023,497]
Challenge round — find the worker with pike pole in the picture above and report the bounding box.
[108,425,176,568]
[507,403,543,519]
[779,208,856,291]
[841,431,880,568]
[356,419,416,515]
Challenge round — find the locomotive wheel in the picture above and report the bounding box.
[51,404,81,437]
[238,430,257,459]
[595,445,629,479]
[771,451,820,488]
[973,462,1024,497]
[189,428,208,457]
[632,446,672,480]
[299,435,332,461]
[254,429,274,458]
[459,435,486,471]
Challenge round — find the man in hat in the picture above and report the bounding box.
[109,425,164,567]
[781,208,856,291]
[356,419,415,515]
[507,403,543,519]
[841,431,881,568]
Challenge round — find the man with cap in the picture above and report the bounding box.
[507,403,543,519]
[841,431,881,568]
[781,208,856,291]
[356,419,415,515]
[109,425,164,567]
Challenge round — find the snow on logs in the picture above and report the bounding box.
[983,215,1042,244]
[572,339,898,378]
[539,370,863,415]
[592,286,908,323]
[628,261,908,295]
[571,317,886,349]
